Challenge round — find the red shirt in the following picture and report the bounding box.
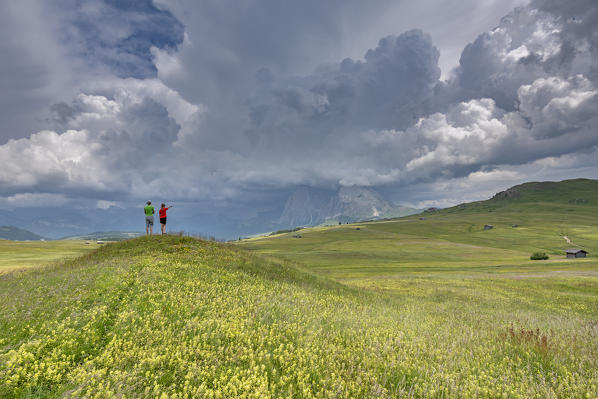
[159,207,169,218]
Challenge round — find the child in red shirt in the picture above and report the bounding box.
[159,203,173,235]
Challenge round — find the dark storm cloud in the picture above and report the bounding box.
[244,29,440,158]
[0,0,183,144]
[449,0,598,110]
[387,0,598,190]
[0,1,71,142]
[151,0,400,105]
[240,0,598,189]
[55,0,184,78]
[2,0,598,218]
[0,88,183,198]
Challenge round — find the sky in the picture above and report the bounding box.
[1,0,598,235]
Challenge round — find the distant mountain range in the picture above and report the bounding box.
[278,186,420,227]
[61,232,143,241]
[0,226,45,241]
[19,179,596,240]
[0,206,141,239]
[0,186,421,240]
[0,226,144,242]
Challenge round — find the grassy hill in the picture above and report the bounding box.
[1,234,597,398]
[240,179,598,280]
[0,226,44,241]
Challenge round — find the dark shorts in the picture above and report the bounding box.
[160,217,167,225]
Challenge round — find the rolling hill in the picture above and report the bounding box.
[0,226,44,241]
[240,178,598,279]
[1,235,596,397]
[1,179,597,397]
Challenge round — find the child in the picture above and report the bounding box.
[159,203,173,235]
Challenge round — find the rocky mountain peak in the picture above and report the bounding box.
[279,185,419,227]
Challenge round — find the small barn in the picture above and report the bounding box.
[484,224,493,230]
[566,249,587,258]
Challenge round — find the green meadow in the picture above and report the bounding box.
[0,240,100,274]
[0,179,597,397]
[240,179,598,281]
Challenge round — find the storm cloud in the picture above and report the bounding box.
[1,0,598,235]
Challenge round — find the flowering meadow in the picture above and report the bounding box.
[1,235,597,398]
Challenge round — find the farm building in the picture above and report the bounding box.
[484,225,493,230]
[566,249,587,258]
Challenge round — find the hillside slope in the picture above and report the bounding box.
[449,178,598,214]
[0,226,44,241]
[242,179,598,278]
[1,236,596,398]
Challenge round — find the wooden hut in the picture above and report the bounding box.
[566,249,587,258]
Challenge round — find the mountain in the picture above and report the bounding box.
[278,186,334,226]
[61,231,143,241]
[328,186,396,222]
[0,207,141,239]
[278,186,420,227]
[0,225,45,241]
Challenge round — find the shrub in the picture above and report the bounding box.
[530,252,549,260]
[270,227,303,236]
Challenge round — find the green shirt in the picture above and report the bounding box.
[144,205,154,216]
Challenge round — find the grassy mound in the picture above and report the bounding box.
[1,236,597,398]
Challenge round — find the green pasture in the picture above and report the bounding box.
[1,236,597,398]
[240,180,598,282]
[1,179,597,397]
[0,240,100,274]
[240,219,597,280]
[231,179,598,396]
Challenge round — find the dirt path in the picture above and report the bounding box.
[563,235,582,247]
